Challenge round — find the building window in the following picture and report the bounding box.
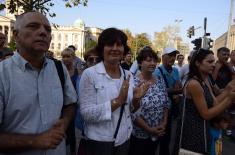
[4,26,9,35]
[58,43,61,50]
[51,34,54,40]
[65,34,68,41]
[51,43,54,49]
[65,43,68,48]
[0,26,2,32]
[58,34,61,41]
[74,34,78,42]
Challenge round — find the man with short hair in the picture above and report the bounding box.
[0,12,77,155]
[174,54,184,72]
[212,47,234,88]
[0,32,13,61]
[121,51,132,70]
[153,47,182,155]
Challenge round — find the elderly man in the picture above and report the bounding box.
[153,47,182,155]
[0,12,77,155]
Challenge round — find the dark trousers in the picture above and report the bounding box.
[129,135,159,155]
[85,139,130,155]
[159,115,172,155]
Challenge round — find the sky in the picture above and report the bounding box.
[5,0,234,44]
[49,0,233,44]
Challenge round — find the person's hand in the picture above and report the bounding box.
[149,124,166,136]
[133,82,151,100]
[117,75,130,104]
[225,79,235,93]
[32,119,66,150]
[229,88,235,102]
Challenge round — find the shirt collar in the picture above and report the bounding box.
[12,52,48,72]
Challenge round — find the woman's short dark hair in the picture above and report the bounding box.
[84,47,98,61]
[96,28,129,60]
[136,47,158,70]
[188,48,214,81]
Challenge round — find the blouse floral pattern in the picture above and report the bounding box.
[132,75,169,139]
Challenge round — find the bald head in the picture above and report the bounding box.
[14,12,50,32]
[13,11,52,57]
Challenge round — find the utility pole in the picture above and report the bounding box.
[226,0,234,48]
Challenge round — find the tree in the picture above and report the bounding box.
[1,0,88,17]
[8,37,16,51]
[153,25,182,52]
[123,29,135,53]
[135,33,152,53]
[85,39,97,51]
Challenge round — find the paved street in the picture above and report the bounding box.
[223,134,235,155]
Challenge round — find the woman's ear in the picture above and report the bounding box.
[195,61,200,67]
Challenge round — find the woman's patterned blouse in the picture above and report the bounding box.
[132,75,169,139]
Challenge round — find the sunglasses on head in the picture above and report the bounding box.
[87,56,100,63]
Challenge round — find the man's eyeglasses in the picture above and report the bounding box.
[87,56,100,63]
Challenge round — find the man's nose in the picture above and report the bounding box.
[38,25,48,36]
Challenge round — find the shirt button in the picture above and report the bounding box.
[128,127,131,130]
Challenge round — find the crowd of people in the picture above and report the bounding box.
[0,11,235,155]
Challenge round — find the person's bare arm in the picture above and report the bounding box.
[0,124,65,153]
[188,80,232,120]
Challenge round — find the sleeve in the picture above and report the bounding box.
[153,67,161,79]
[130,77,143,121]
[62,63,78,105]
[79,69,112,123]
[130,61,138,75]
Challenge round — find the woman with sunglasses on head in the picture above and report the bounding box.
[178,49,235,155]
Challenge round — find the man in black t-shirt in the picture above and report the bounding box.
[212,47,234,89]
[121,51,132,70]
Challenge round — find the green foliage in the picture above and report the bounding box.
[64,0,88,7]
[153,25,182,52]
[85,39,97,51]
[1,0,88,17]
[0,3,5,10]
[135,33,152,52]
[123,29,152,59]
[8,37,16,51]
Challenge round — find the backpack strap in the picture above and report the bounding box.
[158,67,169,88]
[53,58,65,92]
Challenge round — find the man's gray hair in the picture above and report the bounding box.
[13,11,49,31]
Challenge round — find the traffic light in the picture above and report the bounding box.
[203,37,213,49]
[191,26,195,36]
[191,38,202,50]
[187,26,195,38]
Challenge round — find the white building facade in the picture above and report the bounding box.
[0,3,102,59]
